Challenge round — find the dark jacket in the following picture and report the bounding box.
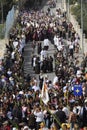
[54,110,66,129]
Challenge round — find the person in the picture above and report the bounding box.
[39,122,49,130]
[69,41,74,58]
[39,71,44,89]
[49,56,53,72]
[83,126,87,130]
[52,76,58,86]
[2,121,11,130]
[34,107,44,130]
[72,123,80,130]
[79,99,87,128]
[40,48,47,62]
[54,106,66,129]
[33,55,37,71]
[61,123,71,130]
[37,42,42,54]
[68,107,77,129]
[62,103,69,119]
[35,57,40,74]
[50,123,57,130]
[43,109,51,129]
[43,38,49,50]
[23,125,29,130]
[53,34,59,48]
[27,112,36,130]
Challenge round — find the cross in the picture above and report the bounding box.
[76,89,79,94]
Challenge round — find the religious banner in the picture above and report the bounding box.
[73,84,82,96]
[41,82,49,105]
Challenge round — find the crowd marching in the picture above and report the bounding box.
[0,0,87,130]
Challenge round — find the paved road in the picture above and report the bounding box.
[23,0,84,84]
[23,0,63,82]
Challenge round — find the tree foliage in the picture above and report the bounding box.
[70,1,87,38]
[0,0,14,22]
[24,0,43,8]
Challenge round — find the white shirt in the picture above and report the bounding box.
[53,76,58,85]
[54,36,59,47]
[73,106,81,115]
[7,70,12,76]
[32,85,40,92]
[63,86,68,93]
[44,39,49,47]
[76,70,82,78]
[69,43,74,49]
[33,57,37,67]
[13,41,18,48]
[62,107,69,117]
[11,51,15,59]
[40,50,47,61]
[57,44,63,51]
[34,111,44,122]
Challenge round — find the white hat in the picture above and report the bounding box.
[23,126,29,130]
[3,121,8,125]
[9,77,14,81]
[12,127,17,130]
[19,91,24,95]
[85,99,87,103]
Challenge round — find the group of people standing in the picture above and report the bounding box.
[0,0,87,130]
[32,54,53,74]
[32,37,53,74]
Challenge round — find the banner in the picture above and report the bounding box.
[73,84,82,96]
[41,82,49,105]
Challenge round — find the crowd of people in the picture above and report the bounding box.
[0,0,87,130]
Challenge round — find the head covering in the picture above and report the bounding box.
[23,126,29,130]
[12,128,17,130]
[39,122,45,127]
[84,98,87,103]
[67,124,70,129]
[61,123,70,129]
[3,121,8,125]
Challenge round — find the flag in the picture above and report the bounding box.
[73,84,82,96]
[41,82,49,105]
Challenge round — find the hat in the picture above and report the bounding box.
[12,127,17,130]
[9,77,14,81]
[19,91,24,95]
[39,122,45,127]
[67,123,70,129]
[84,99,87,103]
[61,123,67,128]
[44,74,48,78]
[61,123,70,129]
[23,126,29,130]
[19,122,25,126]
[3,121,8,125]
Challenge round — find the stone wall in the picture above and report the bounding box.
[63,0,87,54]
[69,13,87,54]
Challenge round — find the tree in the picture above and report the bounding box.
[0,0,6,23]
[0,0,14,22]
[71,1,87,38]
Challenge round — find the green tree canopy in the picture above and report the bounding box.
[0,0,14,22]
[71,0,87,37]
